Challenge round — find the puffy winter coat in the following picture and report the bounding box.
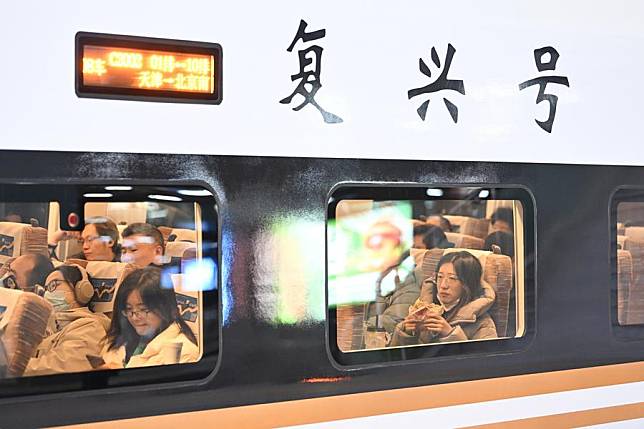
[366,266,422,334]
[24,307,110,376]
[102,322,199,369]
[389,280,498,346]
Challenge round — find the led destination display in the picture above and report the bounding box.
[76,32,222,104]
[83,46,215,94]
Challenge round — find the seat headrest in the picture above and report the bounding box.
[81,260,131,313]
[0,222,49,264]
[170,228,197,243]
[625,227,644,242]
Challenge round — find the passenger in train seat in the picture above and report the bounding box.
[426,215,453,233]
[413,224,454,250]
[49,217,120,262]
[365,227,454,337]
[365,251,423,336]
[23,264,110,376]
[484,231,514,259]
[490,208,514,235]
[102,267,198,368]
[120,223,165,268]
[389,251,497,346]
[0,254,54,294]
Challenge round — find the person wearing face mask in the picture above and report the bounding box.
[0,254,53,295]
[390,251,497,347]
[23,264,110,376]
[102,267,198,369]
[120,223,165,267]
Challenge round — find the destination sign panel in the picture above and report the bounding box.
[75,32,222,104]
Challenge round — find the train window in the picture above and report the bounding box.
[0,203,49,228]
[0,184,218,397]
[611,189,644,340]
[327,185,535,366]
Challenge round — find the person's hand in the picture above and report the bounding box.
[93,361,124,370]
[49,230,80,246]
[402,317,421,334]
[420,314,453,337]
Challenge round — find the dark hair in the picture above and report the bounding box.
[51,264,83,286]
[86,217,120,259]
[26,254,54,289]
[122,223,165,253]
[491,208,514,231]
[433,251,484,306]
[107,267,197,358]
[484,231,514,259]
[413,224,452,249]
[427,215,453,232]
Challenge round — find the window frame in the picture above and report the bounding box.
[610,187,644,341]
[0,181,221,398]
[325,183,537,367]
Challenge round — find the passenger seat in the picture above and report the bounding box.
[0,222,48,264]
[420,248,513,337]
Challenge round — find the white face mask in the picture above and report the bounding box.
[44,290,70,312]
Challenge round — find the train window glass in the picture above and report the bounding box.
[0,202,49,228]
[612,190,644,339]
[0,184,218,397]
[327,186,535,365]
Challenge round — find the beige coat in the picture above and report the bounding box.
[102,322,199,369]
[24,307,110,376]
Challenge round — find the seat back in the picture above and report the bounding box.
[625,226,644,242]
[0,222,48,264]
[169,274,201,350]
[445,232,484,250]
[170,228,197,243]
[336,304,366,352]
[70,260,131,313]
[0,288,52,377]
[620,237,644,325]
[166,241,197,268]
[443,216,490,239]
[420,248,513,337]
[617,249,633,325]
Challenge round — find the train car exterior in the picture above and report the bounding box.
[0,1,643,427]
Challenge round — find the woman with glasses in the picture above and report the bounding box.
[24,264,110,376]
[389,251,498,346]
[102,267,198,368]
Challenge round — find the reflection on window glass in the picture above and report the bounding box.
[0,198,214,378]
[0,203,49,228]
[616,202,644,326]
[329,198,525,353]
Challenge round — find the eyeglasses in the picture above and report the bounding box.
[44,279,69,293]
[436,273,460,285]
[121,308,152,319]
[78,235,101,245]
